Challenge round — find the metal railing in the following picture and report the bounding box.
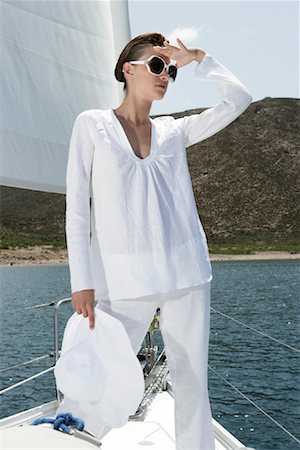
[0,297,161,405]
[0,297,72,401]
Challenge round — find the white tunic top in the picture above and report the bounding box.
[66,52,252,300]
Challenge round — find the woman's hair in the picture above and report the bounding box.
[114,32,168,93]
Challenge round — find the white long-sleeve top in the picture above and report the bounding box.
[66,52,252,300]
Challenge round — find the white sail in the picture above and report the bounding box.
[0,0,131,193]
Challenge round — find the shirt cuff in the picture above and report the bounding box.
[193,52,217,78]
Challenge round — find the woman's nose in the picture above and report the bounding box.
[160,72,170,81]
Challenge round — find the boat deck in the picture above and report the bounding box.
[1,388,249,450]
[101,389,247,450]
[0,344,251,449]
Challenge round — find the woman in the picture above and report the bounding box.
[66,32,252,449]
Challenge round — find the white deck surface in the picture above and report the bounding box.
[101,391,176,449]
[101,390,242,450]
[0,390,248,450]
[1,424,100,449]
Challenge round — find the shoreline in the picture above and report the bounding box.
[0,246,299,266]
[209,251,300,261]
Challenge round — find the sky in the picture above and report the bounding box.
[127,1,299,116]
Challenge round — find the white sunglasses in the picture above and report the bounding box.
[128,55,178,83]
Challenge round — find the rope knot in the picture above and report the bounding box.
[31,412,85,434]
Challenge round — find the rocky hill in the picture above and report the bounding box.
[1,97,299,253]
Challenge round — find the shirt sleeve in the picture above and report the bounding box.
[65,111,95,294]
[174,52,253,148]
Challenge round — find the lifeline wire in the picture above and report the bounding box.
[208,365,300,444]
[210,306,299,353]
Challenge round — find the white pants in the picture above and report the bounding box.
[96,281,215,450]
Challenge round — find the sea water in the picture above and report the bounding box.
[0,259,299,450]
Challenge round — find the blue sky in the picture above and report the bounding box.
[127,1,299,116]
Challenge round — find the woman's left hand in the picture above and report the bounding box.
[153,38,206,68]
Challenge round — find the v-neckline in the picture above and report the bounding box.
[111,109,156,165]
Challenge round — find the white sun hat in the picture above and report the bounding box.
[54,307,145,438]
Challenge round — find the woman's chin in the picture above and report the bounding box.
[153,91,166,100]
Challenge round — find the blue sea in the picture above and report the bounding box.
[0,259,299,450]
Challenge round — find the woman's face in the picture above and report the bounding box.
[124,46,172,100]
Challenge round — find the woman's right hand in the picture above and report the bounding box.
[71,289,95,330]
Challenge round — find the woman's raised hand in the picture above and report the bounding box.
[153,37,206,69]
[71,289,95,330]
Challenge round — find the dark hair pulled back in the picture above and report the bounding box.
[114,32,168,93]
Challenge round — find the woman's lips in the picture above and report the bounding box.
[156,84,166,90]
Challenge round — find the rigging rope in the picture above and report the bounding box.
[208,365,300,444]
[211,306,299,353]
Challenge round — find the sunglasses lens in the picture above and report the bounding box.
[168,65,177,82]
[149,57,165,74]
[148,57,178,82]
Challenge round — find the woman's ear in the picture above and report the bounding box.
[122,62,134,80]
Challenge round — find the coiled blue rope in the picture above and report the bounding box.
[31,412,85,434]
